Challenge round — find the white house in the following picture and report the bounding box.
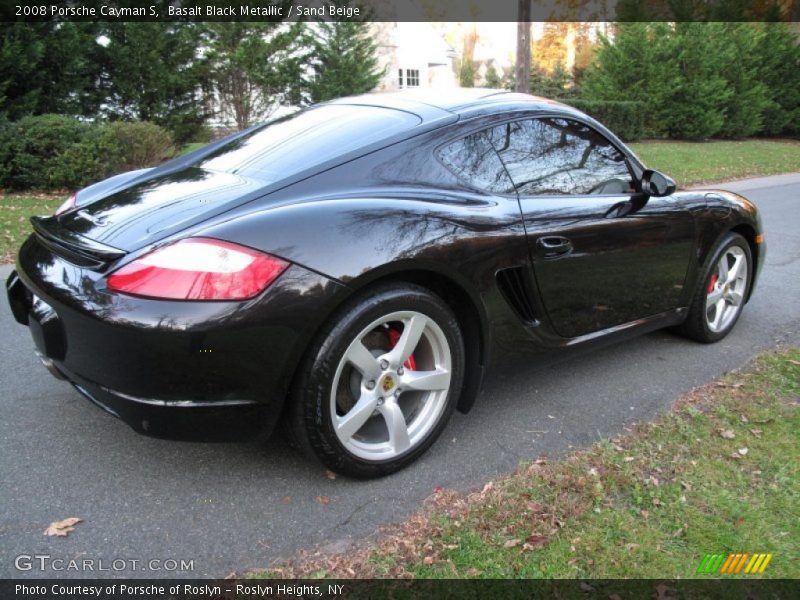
[371,23,459,92]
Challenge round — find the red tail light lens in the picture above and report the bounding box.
[107,238,289,301]
[54,192,77,216]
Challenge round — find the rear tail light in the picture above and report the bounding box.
[54,192,77,216]
[107,238,289,301]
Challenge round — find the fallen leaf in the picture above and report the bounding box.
[325,470,337,480]
[466,567,482,576]
[680,481,692,491]
[738,447,748,455]
[624,456,635,462]
[652,497,662,507]
[625,543,640,551]
[640,509,649,518]
[749,428,762,438]
[280,496,291,504]
[719,429,736,439]
[787,359,800,366]
[672,523,688,537]
[44,517,82,537]
[315,495,330,505]
[525,534,550,548]
[527,502,545,513]
[423,556,434,565]
[503,538,522,548]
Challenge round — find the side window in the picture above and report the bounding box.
[438,129,515,194]
[489,118,633,196]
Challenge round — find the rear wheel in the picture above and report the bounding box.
[679,233,751,343]
[288,283,464,478]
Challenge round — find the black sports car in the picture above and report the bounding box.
[7,90,765,477]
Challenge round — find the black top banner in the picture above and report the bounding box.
[3,0,800,22]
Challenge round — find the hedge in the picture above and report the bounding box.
[0,115,174,190]
[560,99,646,142]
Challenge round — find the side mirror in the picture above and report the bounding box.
[640,169,676,197]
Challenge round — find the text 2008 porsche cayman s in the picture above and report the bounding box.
[7,90,764,477]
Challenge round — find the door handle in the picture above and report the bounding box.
[537,236,572,258]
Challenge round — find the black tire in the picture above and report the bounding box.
[679,232,752,343]
[287,282,464,478]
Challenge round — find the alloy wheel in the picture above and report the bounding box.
[705,246,748,333]
[330,310,452,461]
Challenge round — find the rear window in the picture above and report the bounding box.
[197,105,421,183]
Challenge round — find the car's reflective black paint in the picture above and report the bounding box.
[7,90,765,442]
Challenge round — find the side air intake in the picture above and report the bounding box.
[496,266,540,325]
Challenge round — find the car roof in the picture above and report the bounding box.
[325,89,573,120]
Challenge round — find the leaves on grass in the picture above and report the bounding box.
[44,517,82,537]
[503,538,522,548]
[738,447,749,455]
[719,429,736,439]
[750,428,763,438]
[524,534,550,550]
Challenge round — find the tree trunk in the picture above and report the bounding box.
[515,1,531,93]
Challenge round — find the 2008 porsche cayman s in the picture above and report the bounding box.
[7,90,764,477]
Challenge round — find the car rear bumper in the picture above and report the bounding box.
[8,235,349,441]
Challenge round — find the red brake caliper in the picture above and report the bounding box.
[387,327,416,371]
[707,273,719,294]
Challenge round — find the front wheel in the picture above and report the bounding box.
[679,232,752,343]
[288,283,464,478]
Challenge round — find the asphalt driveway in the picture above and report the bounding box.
[1,173,799,578]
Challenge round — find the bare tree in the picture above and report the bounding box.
[515,1,531,93]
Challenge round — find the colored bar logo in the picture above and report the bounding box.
[696,553,773,574]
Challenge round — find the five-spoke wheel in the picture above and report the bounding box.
[288,283,464,478]
[680,232,752,343]
[705,245,748,333]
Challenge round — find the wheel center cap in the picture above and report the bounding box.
[380,374,396,394]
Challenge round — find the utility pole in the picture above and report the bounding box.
[515,0,531,93]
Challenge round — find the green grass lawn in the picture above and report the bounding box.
[178,141,208,156]
[630,139,800,187]
[0,194,62,263]
[260,348,800,579]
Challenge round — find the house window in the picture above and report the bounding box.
[406,69,420,87]
[398,69,403,87]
